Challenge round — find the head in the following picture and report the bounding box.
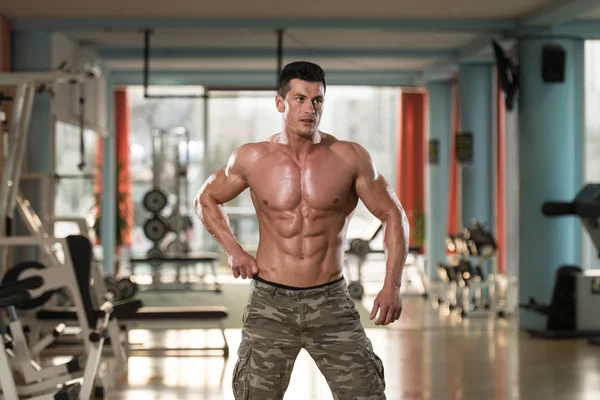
[276,61,326,138]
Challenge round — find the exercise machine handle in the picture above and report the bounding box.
[0,291,31,308]
[542,201,576,216]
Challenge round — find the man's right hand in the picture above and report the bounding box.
[228,250,259,279]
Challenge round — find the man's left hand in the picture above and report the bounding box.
[370,285,403,326]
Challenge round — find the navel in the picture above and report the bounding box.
[263,200,269,205]
[333,198,339,204]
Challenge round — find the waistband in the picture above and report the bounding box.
[252,275,346,296]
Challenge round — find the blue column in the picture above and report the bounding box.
[11,31,52,260]
[425,81,453,279]
[458,63,494,230]
[101,76,116,276]
[518,37,584,330]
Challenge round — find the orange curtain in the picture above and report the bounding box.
[114,89,133,247]
[495,74,507,274]
[447,83,460,236]
[396,92,426,250]
[94,88,133,252]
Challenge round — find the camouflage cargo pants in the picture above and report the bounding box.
[232,276,386,400]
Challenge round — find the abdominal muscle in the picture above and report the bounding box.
[253,209,349,287]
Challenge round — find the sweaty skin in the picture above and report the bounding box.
[195,79,410,326]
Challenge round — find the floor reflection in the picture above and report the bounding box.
[103,294,600,400]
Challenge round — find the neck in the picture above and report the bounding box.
[278,127,321,158]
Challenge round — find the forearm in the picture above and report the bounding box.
[194,193,243,256]
[382,208,410,289]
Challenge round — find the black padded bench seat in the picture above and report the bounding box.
[125,306,228,320]
[37,304,227,321]
[36,299,144,321]
[36,303,230,357]
[129,252,220,264]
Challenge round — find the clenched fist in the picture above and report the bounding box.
[228,250,259,279]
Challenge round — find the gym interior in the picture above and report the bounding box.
[1,1,600,399]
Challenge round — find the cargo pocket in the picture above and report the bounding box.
[232,342,252,400]
[360,344,386,394]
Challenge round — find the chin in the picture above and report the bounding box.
[294,129,314,138]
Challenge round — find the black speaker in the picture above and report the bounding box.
[542,44,566,83]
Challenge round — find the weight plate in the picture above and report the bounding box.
[143,188,168,213]
[147,247,165,267]
[2,261,54,310]
[166,239,188,254]
[167,213,186,233]
[348,282,364,299]
[116,277,138,299]
[104,277,122,302]
[144,216,169,242]
[349,239,370,257]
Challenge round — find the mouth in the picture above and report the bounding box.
[300,118,315,124]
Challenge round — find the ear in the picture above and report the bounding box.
[275,94,285,113]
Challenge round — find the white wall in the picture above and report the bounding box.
[583,40,600,269]
[51,33,107,137]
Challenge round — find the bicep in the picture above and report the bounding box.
[198,146,250,205]
[352,144,402,221]
[355,172,401,221]
[201,166,248,205]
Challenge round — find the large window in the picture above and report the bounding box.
[584,41,600,268]
[53,121,98,238]
[128,85,400,254]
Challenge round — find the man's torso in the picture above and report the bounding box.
[240,134,360,286]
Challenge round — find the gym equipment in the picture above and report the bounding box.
[0,284,83,399]
[344,220,429,299]
[134,127,222,292]
[116,276,139,300]
[521,183,600,339]
[0,235,116,399]
[143,215,169,242]
[142,187,168,213]
[0,70,98,275]
[28,214,229,358]
[436,219,517,318]
[1,71,228,362]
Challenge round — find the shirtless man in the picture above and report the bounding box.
[194,61,409,400]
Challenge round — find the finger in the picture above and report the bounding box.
[370,300,379,320]
[244,264,255,279]
[232,266,240,278]
[375,305,389,325]
[239,267,248,279]
[394,307,402,321]
[384,308,394,325]
[251,260,259,275]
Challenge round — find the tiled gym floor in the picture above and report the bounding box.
[104,292,600,400]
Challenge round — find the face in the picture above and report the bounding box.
[276,78,325,138]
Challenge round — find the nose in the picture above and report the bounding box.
[303,100,317,114]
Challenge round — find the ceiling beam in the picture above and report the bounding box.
[9,17,516,32]
[519,0,600,27]
[547,19,600,38]
[417,35,513,83]
[99,47,456,60]
[110,69,421,87]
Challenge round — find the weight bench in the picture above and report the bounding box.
[345,220,429,299]
[37,304,230,358]
[130,252,222,292]
[35,238,230,358]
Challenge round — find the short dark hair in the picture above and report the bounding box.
[277,61,326,98]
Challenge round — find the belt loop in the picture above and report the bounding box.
[271,287,277,297]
